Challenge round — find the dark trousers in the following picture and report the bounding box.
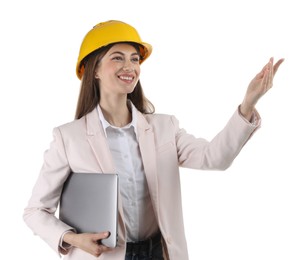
[125,232,164,260]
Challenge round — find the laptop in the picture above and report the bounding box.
[59,172,119,248]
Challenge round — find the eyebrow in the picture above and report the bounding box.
[109,51,140,57]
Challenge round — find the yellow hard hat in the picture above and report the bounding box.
[76,20,152,79]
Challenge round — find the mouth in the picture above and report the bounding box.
[118,74,135,83]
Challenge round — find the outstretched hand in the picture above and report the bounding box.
[240,57,284,120]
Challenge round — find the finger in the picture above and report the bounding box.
[261,60,271,91]
[273,58,284,76]
[255,59,272,80]
[92,231,110,242]
[100,244,113,252]
[255,64,268,79]
[262,69,270,90]
[91,239,113,257]
[268,57,274,88]
[89,244,111,257]
[94,244,112,255]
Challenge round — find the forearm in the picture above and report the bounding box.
[239,100,255,122]
[62,231,77,247]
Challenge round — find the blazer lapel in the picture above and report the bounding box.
[137,112,160,215]
[85,108,115,173]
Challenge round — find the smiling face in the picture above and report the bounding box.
[95,43,141,98]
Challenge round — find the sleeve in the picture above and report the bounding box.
[58,230,76,254]
[175,106,261,170]
[23,127,75,256]
[237,105,261,126]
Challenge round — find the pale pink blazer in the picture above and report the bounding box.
[23,106,260,260]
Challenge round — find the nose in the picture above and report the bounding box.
[122,60,134,72]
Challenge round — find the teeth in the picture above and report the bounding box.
[119,76,133,80]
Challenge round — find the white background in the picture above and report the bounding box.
[1,0,302,259]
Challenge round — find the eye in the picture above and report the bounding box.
[131,56,140,63]
[112,56,123,61]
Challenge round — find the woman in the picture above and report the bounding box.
[23,20,284,260]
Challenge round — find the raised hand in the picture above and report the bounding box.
[240,57,284,120]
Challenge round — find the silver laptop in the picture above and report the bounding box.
[59,172,119,248]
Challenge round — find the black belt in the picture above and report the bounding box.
[126,232,162,255]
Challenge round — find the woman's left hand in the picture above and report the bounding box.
[240,57,284,120]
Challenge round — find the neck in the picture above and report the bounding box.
[100,96,131,127]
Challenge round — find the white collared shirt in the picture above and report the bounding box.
[97,103,159,242]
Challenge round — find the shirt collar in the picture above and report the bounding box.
[97,101,138,137]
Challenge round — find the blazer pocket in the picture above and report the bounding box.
[156,142,174,154]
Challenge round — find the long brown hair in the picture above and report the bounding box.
[75,43,155,119]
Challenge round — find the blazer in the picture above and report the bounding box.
[23,106,260,260]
